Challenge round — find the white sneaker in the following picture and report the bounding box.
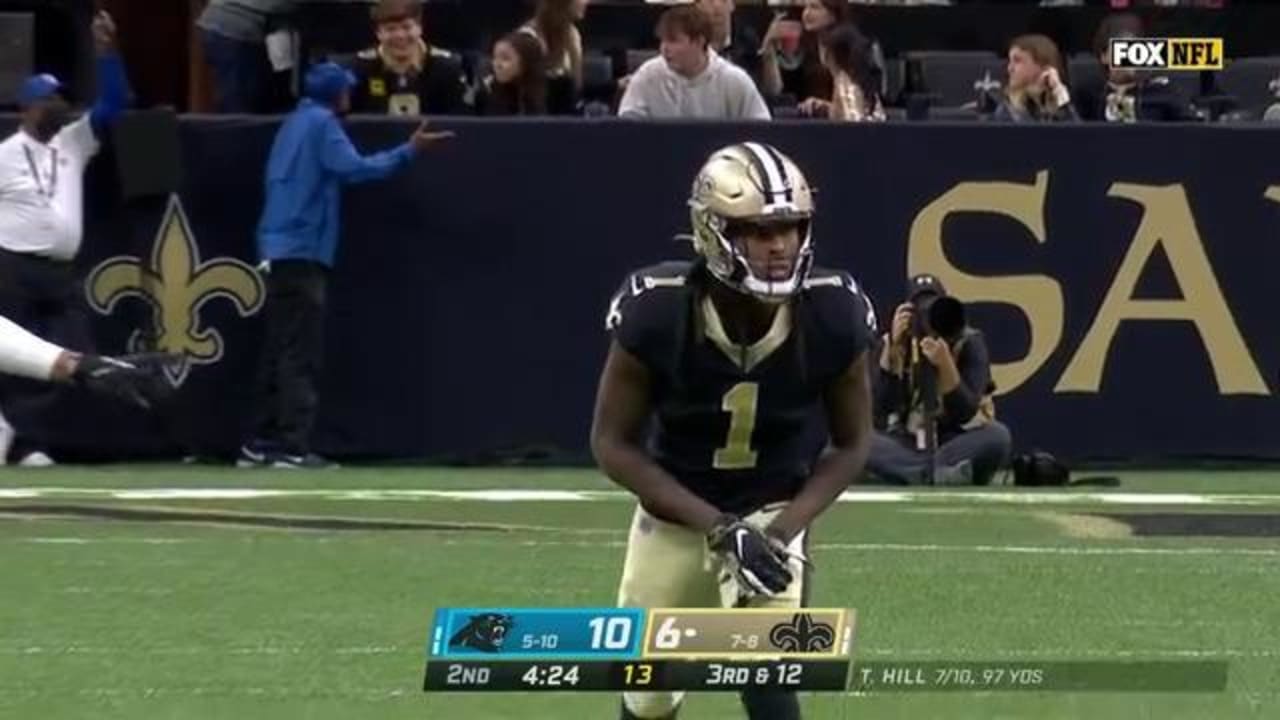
[18,451,55,468]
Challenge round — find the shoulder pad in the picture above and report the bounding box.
[356,47,378,61]
[804,267,878,337]
[605,262,695,369]
[605,262,691,331]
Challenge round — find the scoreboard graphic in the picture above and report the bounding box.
[424,607,856,692]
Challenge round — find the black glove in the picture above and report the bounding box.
[72,353,178,409]
[706,515,794,597]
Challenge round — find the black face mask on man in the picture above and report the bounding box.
[35,110,71,141]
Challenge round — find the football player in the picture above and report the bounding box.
[591,142,875,720]
[0,313,175,462]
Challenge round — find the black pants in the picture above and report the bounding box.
[0,248,94,459]
[249,260,328,455]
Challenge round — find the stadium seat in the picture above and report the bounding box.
[626,49,658,75]
[1067,53,1104,93]
[905,51,1005,107]
[926,105,981,122]
[582,53,615,101]
[1212,57,1280,115]
[883,57,905,106]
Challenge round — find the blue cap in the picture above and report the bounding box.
[304,62,357,104]
[18,74,63,106]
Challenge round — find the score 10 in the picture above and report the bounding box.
[431,608,645,659]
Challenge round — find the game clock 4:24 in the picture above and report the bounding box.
[520,663,582,687]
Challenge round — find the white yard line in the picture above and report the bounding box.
[4,487,1280,506]
[13,535,1280,558]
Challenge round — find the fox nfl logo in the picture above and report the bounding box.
[1109,38,1224,70]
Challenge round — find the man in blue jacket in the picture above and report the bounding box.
[242,62,451,469]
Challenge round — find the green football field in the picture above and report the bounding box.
[2,467,1279,719]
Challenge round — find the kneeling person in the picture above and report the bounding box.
[867,274,1012,485]
[590,142,874,720]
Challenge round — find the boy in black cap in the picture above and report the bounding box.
[866,274,1011,485]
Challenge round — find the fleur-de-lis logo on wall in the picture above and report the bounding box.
[768,613,835,653]
[86,195,264,387]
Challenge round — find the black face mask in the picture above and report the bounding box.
[33,109,70,142]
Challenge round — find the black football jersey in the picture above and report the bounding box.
[348,45,466,116]
[606,261,876,516]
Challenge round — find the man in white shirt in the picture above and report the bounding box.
[618,5,770,121]
[0,11,131,465]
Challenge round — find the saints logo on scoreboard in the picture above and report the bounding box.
[769,613,835,653]
[448,613,515,654]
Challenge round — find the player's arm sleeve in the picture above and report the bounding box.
[320,116,413,184]
[942,332,992,425]
[0,314,63,381]
[604,274,655,364]
[89,53,131,139]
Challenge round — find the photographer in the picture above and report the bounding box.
[866,275,1011,486]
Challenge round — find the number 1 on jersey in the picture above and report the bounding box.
[713,382,759,469]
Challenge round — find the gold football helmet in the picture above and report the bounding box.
[688,142,815,303]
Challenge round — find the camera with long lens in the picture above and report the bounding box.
[911,293,966,341]
[900,275,968,481]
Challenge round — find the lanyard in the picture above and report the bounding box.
[22,144,58,200]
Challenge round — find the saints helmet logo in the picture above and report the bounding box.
[448,613,515,654]
[86,195,264,387]
[769,613,835,653]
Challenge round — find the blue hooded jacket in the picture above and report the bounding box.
[256,63,413,267]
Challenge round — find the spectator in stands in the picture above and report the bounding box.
[197,0,295,113]
[985,34,1078,122]
[1074,13,1196,122]
[473,32,548,116]
[760,0,847,105]
[617,6,769,121]
[800,23,885,121]
[520,0,588,115]
[865,275,1011,486]
[244,63,453,469]
[696,0,762,86]
[349,0,466,116]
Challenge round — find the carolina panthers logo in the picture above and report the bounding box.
[448,613,514,653]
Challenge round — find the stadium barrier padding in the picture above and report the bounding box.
[5,116,1280,464]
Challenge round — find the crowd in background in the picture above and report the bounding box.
[194,0,1279,124]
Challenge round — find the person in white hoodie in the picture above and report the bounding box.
[618,5,770,121]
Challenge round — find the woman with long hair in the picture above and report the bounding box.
[760,0,850,104]
[520,0,588,113]
[474,31,548,116]
[812,23,885,121]
[988,34,1078,122]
